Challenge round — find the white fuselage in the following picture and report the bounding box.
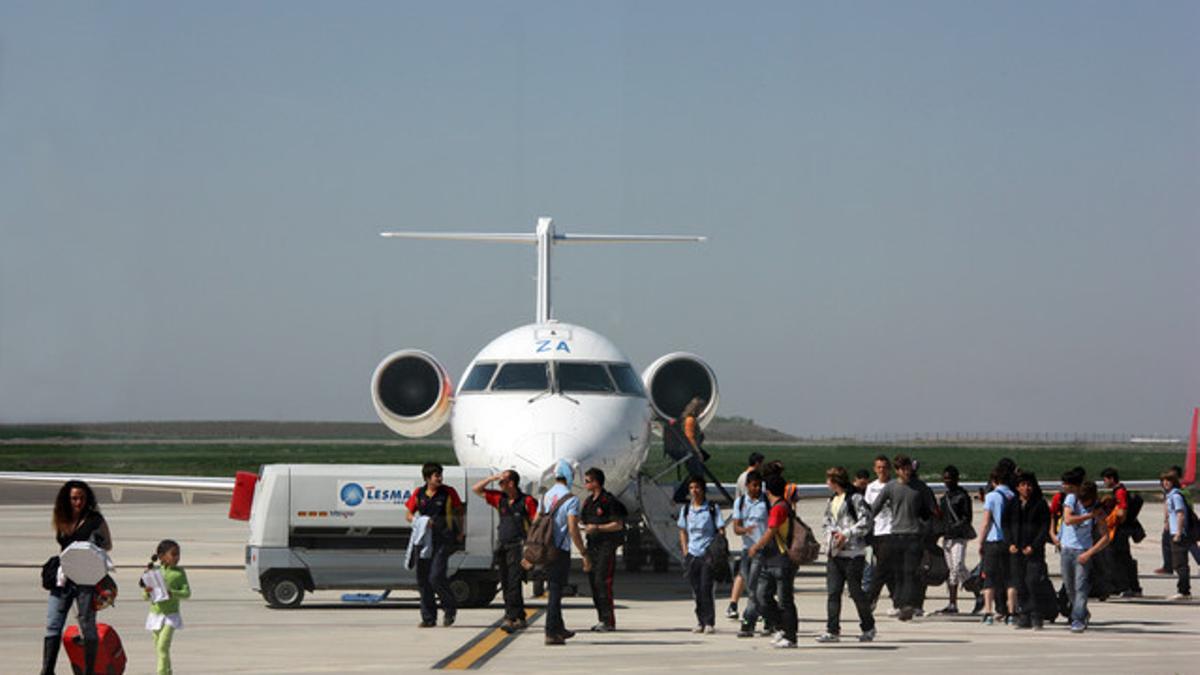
[448,321,653,496]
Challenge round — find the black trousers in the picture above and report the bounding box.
[1170,538,1192,596]
[1111,530,1141,593]
[867,535,897,607]
[587,540,619,627]
[756,563,797,641]
[826,555,874,634]
[496,544,525,621]
[1008,553,1046,624]
[891,534,923,610]
[685,554,716,627]
[417,540,456,623]
[544,554,572,636]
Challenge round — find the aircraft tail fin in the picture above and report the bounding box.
[381,217,704,323]
[1184,407,1198,487]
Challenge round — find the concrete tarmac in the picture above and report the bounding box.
[2,484,1198,673]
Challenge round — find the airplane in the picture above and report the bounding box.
[0,217,728,569]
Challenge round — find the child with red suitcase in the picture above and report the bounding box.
[141,540,191,675]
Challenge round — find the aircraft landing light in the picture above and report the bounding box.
[432,607,543,670]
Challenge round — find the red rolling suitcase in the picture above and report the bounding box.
[62,623,127,675]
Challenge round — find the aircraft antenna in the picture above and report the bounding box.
[382,217,705,323]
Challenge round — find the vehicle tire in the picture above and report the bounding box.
[449,573,498,608]
[262,573,306,609]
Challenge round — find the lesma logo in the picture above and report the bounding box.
[337,481,412,510]
[340,482,365,507]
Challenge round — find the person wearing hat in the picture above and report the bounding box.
[537,461,590,645]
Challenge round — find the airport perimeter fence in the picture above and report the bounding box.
[780,432,1183,445]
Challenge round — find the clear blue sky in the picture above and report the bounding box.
[1,2,1197,435]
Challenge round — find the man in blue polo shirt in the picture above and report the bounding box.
[1162,471,1192,600]
[538,461,589,645]
[978,467,1014,624]
[732,471,769,637]
[678,475,727,633]
[1061,480,1111,632]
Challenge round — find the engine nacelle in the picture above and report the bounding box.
[641,352,719,427]
[370,349,453,438]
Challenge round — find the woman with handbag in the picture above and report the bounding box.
[42,479,113,675]
[937,466,974,614]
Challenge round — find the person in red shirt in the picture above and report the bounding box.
[747,475,798,648]
[406,462,464,628]
[473,469,538,632]
[1100,467,1143,597]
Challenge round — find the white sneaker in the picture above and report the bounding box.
[692,625,705,633]
[858,628,876,642]
[773,630,785,641]
[772,636,797,649]
[703,625,715,634]
[1167,593,1193,601]
[886,607,901,617]
[815,632,840,643]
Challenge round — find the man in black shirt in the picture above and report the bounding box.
[473,469,539,632]
[581,468,628,632]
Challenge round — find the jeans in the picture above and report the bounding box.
[756,564,797,641]
[417,539,456,623]
[1060,547,1090,624]
[826,555,874,634]
[587,540,619,627]
[685,554,715,627]
[738,553,763,626]
[45,585,97,641]
[544,554,571,636]
[496,543,525,621]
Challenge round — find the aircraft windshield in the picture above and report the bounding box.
[491,362,550,391]
[608,363,646,396]
[460,363,497,392]
[557,362,615,393]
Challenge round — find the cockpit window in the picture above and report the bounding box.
[608,363,646,396]
[491,362,550,391]
[557,362,616,393]
[460,363,497,392]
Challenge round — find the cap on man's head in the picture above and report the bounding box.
[555,460,574,484]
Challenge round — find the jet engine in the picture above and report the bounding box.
[641,352,719,426]
[370,349,453,438]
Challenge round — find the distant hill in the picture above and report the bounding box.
[0,416,796,443]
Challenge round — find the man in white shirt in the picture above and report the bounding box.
[864,455,897,613]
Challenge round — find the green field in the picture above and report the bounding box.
[0,439,1186,486]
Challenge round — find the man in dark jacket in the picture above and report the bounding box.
[938,465,973,614]
[1003,472,1051,629]
[581,468,628,632]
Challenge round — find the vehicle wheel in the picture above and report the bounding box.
[262,573,305,608]
[449,574,498,608]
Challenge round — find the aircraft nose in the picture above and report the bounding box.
[512,431,591,490]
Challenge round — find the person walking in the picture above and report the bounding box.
[581,468,627,632]
[473,469,538,632]
[1061,481,1111,632]
[1100,467,1143,598]
[937,465,974,614]
[1162,471,1192,600]
[978,467,1015,624]
[864,455,897,614]
[726,452,765,619]
[405,462,465,628]
[533,461,590,645]
[816,467,876,643]
[678,475,726,633]
[747,474,799,648]
[869,455,935,622]
[43,480,113,675]
[732,471,769,637]
[141,539,191,675]
[1002,473,1050,630]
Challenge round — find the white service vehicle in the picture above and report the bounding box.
[245,464,500,609]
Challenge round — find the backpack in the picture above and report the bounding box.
[700,503,732,582]
[919,542,949,586]
[786,505,820,565]
[522,492,572,568]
